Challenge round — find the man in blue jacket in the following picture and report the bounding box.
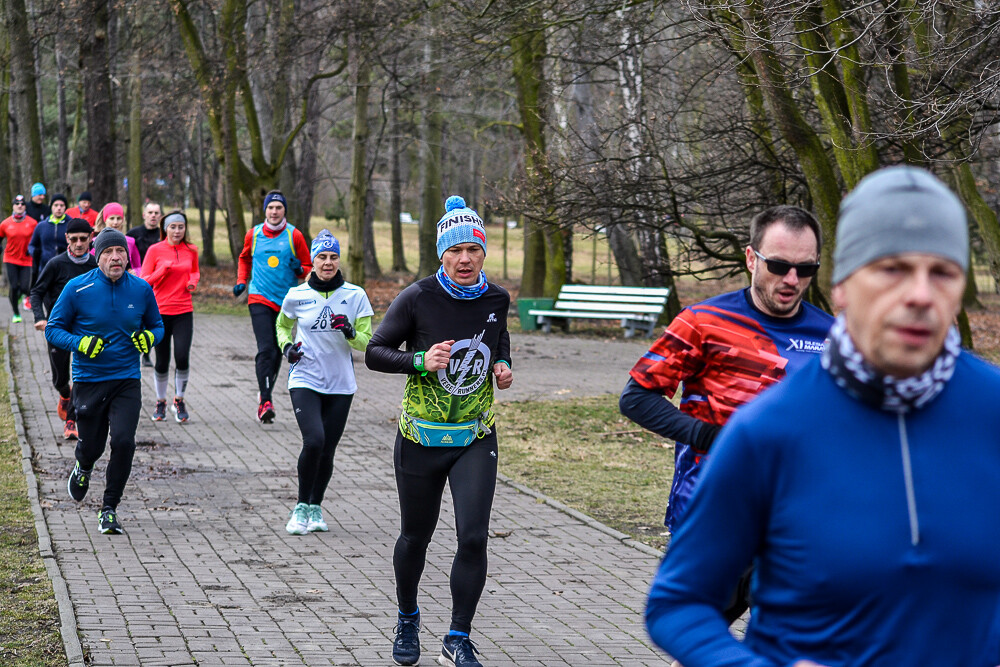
[646,166,1000,666]
[46,228,164,535]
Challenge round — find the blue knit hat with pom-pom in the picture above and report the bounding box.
[436,195,486,258]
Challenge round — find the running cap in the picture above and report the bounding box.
[833,166,969,284]
[310,229,340,261]
[102,202,125,219]
[51,193,68,207]
[263,191,287,212]
[436,195,486,259]
[93,228,127,258]
[66,218,93,235]
[78,191,92,202]
[30,182,45,197]
[12,195,25,205]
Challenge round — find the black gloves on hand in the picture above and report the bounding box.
[283,342,304,364]
[233,283,246,297]
[330,313,355,339]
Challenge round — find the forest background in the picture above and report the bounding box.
[2,0,1000,334]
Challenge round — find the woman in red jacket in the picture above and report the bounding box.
[0,194,38,323]
[140,210,200,422]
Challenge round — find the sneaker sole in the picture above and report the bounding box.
[285,525,309,535]
[436,655,455,667]
[393,657,420,666]
[64,433,78,440]
[151,416,165,422]
[100,527,123,535]
[307,524,329,532]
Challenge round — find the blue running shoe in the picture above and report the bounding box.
[438,634,481,667]
[393,613,420,666]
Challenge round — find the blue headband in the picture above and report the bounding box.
[263,192,287,212]
[310,230,340,261]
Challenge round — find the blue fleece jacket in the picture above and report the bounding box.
[646,353,1000,667]
[45,269,164,382]
[28,215,68,275]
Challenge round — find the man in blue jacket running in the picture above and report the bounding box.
[46,228,164,535]
[646,166,1000,667]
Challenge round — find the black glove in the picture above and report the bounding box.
[233,283,246,297]
[330,313,355,339]
[290,258,302,275]
[692,421,722,453]
[283,342,304,363]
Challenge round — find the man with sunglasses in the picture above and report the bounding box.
[31,218,98,440]
[620,205,832,629]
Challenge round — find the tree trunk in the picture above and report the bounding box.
[127,49,142,225]
[417,36,443,278]
[6,0,44,183]
[55,42,70,191]
[363,182,381,279]
[390,92,407,273]
[292,76,322,238]
[0,21,13,210]
[81,0,116,203]
[346,45,370,285]
[520,217,546,297]
[948,159,1000,289]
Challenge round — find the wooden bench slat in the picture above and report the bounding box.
[551,293,667,305]
[551,300,664,314]
[558,285,672,297]
[528,309,656,321]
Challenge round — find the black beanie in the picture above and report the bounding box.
[66,218,93,235]
[51,193,68,207]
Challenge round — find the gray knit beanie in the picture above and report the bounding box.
[93,228,128,259]
[833,166,968,284]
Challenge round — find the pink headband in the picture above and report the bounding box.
[102,203,124,219]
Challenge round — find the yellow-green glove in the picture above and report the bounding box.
[131,330,154,354]
[78,336,105,358]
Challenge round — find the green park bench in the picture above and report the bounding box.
[525,284,672,338]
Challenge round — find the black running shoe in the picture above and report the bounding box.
[172,397,189,423]
[151,400,167,422]
[98,507,123,534]
[392,613,421,666]
[67,461,91,502]
[438,634,481,667]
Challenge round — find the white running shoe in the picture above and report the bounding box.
[285,503,310,535]
[307,505,328,532]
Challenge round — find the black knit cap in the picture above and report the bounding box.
[66,218,93,235]
[50,193,68,206]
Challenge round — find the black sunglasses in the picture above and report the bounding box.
[67,235,92,243]
[752,249,820,278]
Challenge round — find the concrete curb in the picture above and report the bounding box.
[6,332,85,667]
[497,471,666,559]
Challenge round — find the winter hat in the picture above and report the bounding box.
[263,191,287,212]
[833,166,968,284]
[66,218,93,235]
[102,202,124,219]
[93,228,127,258]
[310,229,340,261]
[51,193,68,207]
[30,183,45,197]
[435,196,486,258]
[78,191,93,202]
[12,195,25,206]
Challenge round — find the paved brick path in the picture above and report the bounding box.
[8,308,672,666]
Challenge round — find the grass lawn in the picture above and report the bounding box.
[0,342,66,666]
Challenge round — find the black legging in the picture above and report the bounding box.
[47,342,76,420]
[5,263,31,315]
[288,388,353,505]
[393,428,498,635]
[154,312,193,374]
[73,378,142,510]
[249,303,282,402]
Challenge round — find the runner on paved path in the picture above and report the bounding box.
[66,190,98,228]
[233,190,312,424]
[127,200,164,262]
[93,203,142,273]
[1,194,38,323]
[30,217,97,440]
[45,228,164,535]
[275,229,373,535]
[366,195,513,667]
[140,210,200,423]
[620,205,833,636]
[646,166,1000,667]
[28,192,68,285]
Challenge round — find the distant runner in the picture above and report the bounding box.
[0,194,38,323]
[276,230,373,534]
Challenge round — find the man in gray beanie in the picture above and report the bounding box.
[45,226,164,535]
[645,165,1000,667]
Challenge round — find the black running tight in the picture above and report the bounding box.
[288,388,353,505]
[249,303,281,402]
[392,429,498,634]
[5,263,31,314]
[154,312,193,375]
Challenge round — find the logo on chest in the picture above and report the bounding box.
[438,329,491,396]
